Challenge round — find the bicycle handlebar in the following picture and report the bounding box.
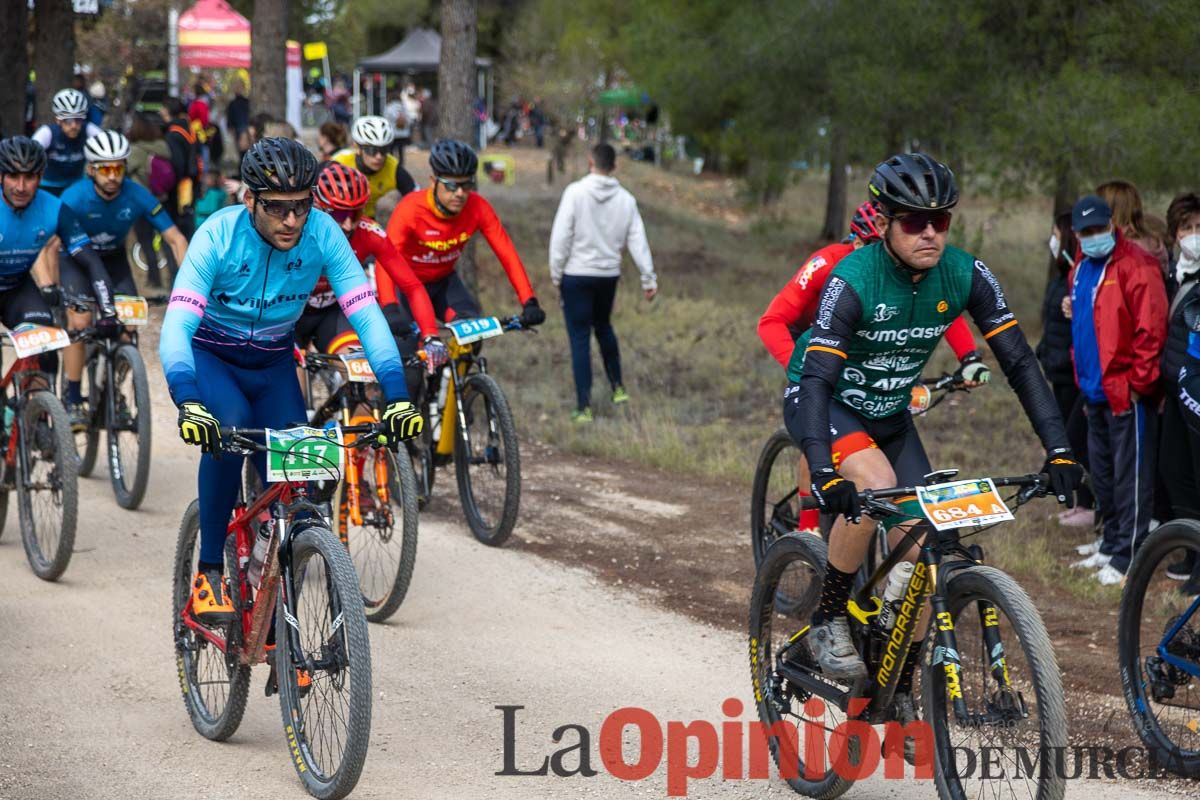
[800,473,1048,515]
[216,422,387,453]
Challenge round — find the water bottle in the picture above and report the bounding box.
[247,518,275,588]
[877,562,915,631]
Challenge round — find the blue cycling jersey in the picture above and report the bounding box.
[60,178,175,255]
[159,204,408,405]
[0,190,91,290]
[32,123,103,190]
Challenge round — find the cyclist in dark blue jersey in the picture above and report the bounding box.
[159,137,424,626]
[31,89,103,197]
[58,130,188,425]
[0,137,119,374]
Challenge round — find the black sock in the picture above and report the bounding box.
[896,639,925,695]
[814,565,856,624]
[67,380,83,405]
[197,560,224,574]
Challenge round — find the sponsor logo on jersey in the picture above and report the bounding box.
[816,277,846,329]
[238,262,250,275]
[117,208,133,221]
[359,220,386,237]
[862,353,918,371]
[937,300,949,313]
[871,375,918,391]
[214,291,311,309]
[839,389,908,416]
[974,260,1007,309]
[795,256,827,290]
[844,367,866,385]
[811,336,842,348]
[856,323,951,346]
[422,231,471,252]
[872,303,900,323]
[285,257,304,273]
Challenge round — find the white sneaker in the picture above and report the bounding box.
[1071,551,1111,570]
[1074,537,1103,556]
[1095,564,1126,586]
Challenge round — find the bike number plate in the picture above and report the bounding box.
[264,426,344,482]
[7,324,71,358]
[338,350,376,383]
[114,294,149,326]
[447,316,503,345]
[908,384,932,415]
[917,478,1014,531]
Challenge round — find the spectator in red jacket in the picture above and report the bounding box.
[1066,195,1168,585]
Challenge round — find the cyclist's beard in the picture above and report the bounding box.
[883,228,930,282]
[250,204,302,250]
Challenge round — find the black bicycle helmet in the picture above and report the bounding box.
[0,136,47,175]
[240,137,319,193]
[868,153,958,213]
[429,139,478,177]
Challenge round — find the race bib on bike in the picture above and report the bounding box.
[7,324,71,359]
[264,426,344,482]
[114,295,149,326]
[447,316,503,345]
[908,384,932,415]
[917,478,1013,531]
[339,350,376,383]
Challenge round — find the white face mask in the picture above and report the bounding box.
[1180,233,1200,262]
[1048,233,1061,260]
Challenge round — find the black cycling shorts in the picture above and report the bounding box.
[294,305,355,354]
[60,250,136,302]
[784,385,932,486]
[0,273,55,329]
[384,272,482,339]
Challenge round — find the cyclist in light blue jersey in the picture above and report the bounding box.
[59,130,189,426]
[159,137,424,625]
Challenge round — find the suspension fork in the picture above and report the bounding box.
[341,400,362,529]
[371,404,390,508]
[930,559,974,723]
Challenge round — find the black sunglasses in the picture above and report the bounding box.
[893,210,952,235]
[360,145,388,157]
[255,194,313,220]
[435,176,476,194]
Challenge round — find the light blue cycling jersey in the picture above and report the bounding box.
[0,190,91,290]
[159,204,408,405]
[59,178,174,255]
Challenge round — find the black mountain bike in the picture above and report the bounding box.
[60,291,152,509]
[1118,519,1200,777]
[749,470,1066,800]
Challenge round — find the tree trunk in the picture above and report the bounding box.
[1052,161,1076,219]
[438,0,479,292]
[251,0,288,120]
[33,0,76,128]
[820,121,849,241]
[0,0,28,136]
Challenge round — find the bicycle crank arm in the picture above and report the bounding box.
[776,662,854,710]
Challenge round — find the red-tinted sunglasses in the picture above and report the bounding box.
[894,211,952,234]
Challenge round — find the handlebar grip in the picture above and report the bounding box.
[800,496,820,511]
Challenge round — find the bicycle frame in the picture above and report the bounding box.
[431,337,484,458]
[1158,595,1200,679]
[0,349,57,486]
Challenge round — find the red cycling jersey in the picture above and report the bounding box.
[381,188,535,308]
[757,242,977,366]
[307,217,439,339]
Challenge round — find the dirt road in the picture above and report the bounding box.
[0,357,1172,800]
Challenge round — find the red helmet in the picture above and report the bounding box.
[314,162,370,211]
[849,200,884,242]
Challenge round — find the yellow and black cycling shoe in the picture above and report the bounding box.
[191,569,235,626]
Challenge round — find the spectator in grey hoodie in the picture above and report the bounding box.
[549,143,657,422]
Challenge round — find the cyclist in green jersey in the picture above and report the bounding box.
[789,154,1084,696]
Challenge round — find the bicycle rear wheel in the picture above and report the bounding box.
[454,373,520,546]
[923,566,1066,800]
[748,533,857,799]
[171,499,250,740]
[1118,520,1200,777]
[276,522,372,800]
[17,390,78,581]
[750,427,805,566]
[106,344,152,509]
[333,447,419,622]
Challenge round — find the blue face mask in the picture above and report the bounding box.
[1079,230,1115,259]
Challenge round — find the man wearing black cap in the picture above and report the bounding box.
[1067,194,1168,585]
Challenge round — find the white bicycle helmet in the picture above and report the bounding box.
[351,115,393,148]
[52,88,89,120]
[84,130,130,163]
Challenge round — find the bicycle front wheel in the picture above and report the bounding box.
[750,427,804,567]
[63,349,100,477]
[17,390,78,581]
[107,344,152,509]
[454,373,520,546]
[923,566,1066,800]
[333,447,419,622]
[276,522,372,800]
[1118,520,1200,777]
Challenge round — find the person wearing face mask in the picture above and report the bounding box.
[1037,212,1096,528]
[1067,195,1168,585]
[1156,193,1200,590]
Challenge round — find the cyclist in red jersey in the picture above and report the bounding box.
[298,163,449,373]
[758,201,989,531]
[382,139,545,331]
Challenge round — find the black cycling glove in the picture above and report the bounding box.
[520,297,546,327]
[810,466,861,524]
[1042,447,1085,507]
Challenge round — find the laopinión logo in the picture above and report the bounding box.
[494,701,1197,797]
